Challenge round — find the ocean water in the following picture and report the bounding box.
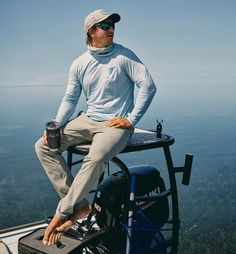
[0,80,235,253]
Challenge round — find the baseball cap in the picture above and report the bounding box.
[84,9,121,33]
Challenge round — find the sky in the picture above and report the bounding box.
[0,0,236,86]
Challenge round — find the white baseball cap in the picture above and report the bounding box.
[84,9,121,33]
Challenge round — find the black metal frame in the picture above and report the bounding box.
[66,130,193,253]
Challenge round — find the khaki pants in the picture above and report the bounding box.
[35,113,133,218]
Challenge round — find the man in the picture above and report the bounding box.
[35,9,156,245]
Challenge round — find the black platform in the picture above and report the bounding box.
[67,128,175,158]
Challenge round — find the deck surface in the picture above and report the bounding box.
[0,222,47,254]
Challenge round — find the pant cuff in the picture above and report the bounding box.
[56,198,89,219]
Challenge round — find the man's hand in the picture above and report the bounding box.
[106,117,132,128]
[43,130,48,145]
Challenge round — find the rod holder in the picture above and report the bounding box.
[182,154,193,185]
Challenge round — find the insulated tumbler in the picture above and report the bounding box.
[46,121,61,151]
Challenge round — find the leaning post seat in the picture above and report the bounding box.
[67,128,175,169]
[66,127,193,253]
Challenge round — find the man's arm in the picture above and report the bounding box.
[54,61,82,126]
[121,48,157,127]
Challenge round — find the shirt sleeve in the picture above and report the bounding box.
[54,61,82,126]
[121,48,157,127]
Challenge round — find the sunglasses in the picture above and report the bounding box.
[94,22,115,30]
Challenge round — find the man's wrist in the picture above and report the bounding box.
[126,117,134,127]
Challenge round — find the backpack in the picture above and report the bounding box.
[93,165,169,229]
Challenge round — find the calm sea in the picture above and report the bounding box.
[0,80,235,253]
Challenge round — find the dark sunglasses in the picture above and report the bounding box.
[94,22,115,30]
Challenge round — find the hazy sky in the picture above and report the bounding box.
[0,0,235,86]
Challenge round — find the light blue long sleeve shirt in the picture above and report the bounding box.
[55,43,156,127]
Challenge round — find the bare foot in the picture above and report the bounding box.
[43,204,92,245]
[43,214,65,245]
